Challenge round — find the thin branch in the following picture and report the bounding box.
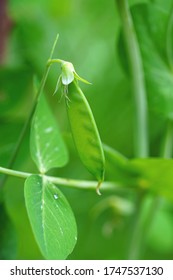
[0,166,125,192]
[0,34,59,190]
[116,0,149,157]
[115,0,149,260]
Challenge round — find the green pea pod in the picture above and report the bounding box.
[66,80,105,194]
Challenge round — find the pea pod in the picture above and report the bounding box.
[65,80,105,193]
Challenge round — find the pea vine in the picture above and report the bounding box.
[1,0,173,260]
[0,35,118,260]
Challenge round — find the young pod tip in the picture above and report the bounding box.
[96,181,102,196]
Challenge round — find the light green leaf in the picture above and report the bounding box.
[30,94,68,173]
[103,147,173,201]
[24,175,77,260]
[103,144,141,186]
[130,158,173,201]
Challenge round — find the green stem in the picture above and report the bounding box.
[0,166,124,192]
[0,34,59,190]
[160,119,173,158]
[127,190,145,260]
[116,0,148,158]
[166,4,173,71]
[47,58,64,66]
[115,0,149,259]
[141,119,173,256]
[0,166,30,179]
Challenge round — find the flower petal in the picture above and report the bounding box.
[61,62,75,85]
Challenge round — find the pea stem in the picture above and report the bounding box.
[128,121,173,259]
[47,58,64,66]
[0,166,125,192]
[166,3,173,71]
[141,119,173,256]
[116,0,148,158]
[0,34,59,191]
[160,119,173,158]
[127,190,145,260]
[115,0,149,259]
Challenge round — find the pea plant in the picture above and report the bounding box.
[0,34,111,260]
[1,0,173,260]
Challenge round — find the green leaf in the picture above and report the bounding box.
[118,1,173,119]
[0,68,31,117]
[30,94,68,173]
[129,0,149,6]
[103,144,141,186]
[131,2,173,119]
[24,175,77,260]
[0,122,23,166]
[130,158,173,201]
[4,176,43,260]
[103,147,173,202]
[0,203,17,260]
[147,204,173,254]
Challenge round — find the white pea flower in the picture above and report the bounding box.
[54,61,91,95]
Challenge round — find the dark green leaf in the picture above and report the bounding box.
[0,203,17,260]
[132,2,173,119]
[24,175,77,260]
[0,68,31,117]
[30,95,68,173]
[0,122,23,166]
[4,176,43,260]
[118,1,173,119]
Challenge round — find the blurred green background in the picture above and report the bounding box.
[1,0,173,260]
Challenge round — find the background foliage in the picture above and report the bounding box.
[0,0,173,259]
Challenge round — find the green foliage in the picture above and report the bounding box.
[105,146,173,203]
[0,204,17,260]
[24,175,77,259]
[0,0,173,261]
[26,89,77,260]
[119,0,173,119]
[147,202,173,254]
[4,176,43,260]
[103,144,140,185]
[30,94,68,173]
[130,158,173,202]
[0,68,31,117]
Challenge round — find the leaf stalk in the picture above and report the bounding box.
[0,166,124,192]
